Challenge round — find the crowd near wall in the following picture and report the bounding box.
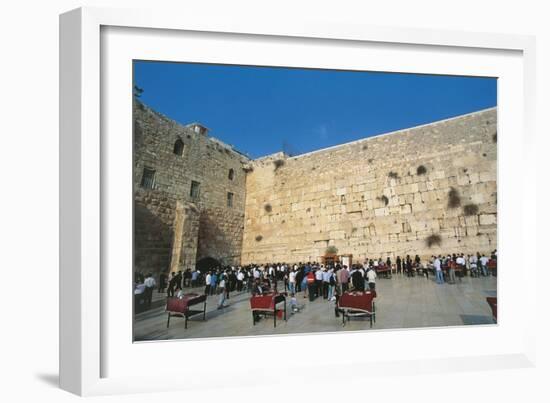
[134,99,497,273]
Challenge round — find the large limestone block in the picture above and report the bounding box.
[330,230,346,240]
[375,207,389,217]
[480,171,496,182]
[479,214,497,225]
[400,204,412,214]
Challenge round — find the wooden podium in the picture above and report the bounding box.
[321,253,352,267]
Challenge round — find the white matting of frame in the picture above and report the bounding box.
[60,7,537,396]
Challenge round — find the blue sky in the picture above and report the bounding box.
[134,61,496,158]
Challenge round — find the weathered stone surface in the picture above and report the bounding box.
[134,99,497,271]
[134,101,248,274]
[241,108,497,263]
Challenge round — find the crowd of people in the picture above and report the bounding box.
[133,249,497,313]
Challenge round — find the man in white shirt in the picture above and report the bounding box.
[322,268,331,299]
[236,270,245,291]
[205,272,212,295]
[288,269,296,294]
[144,273,156,289]
[433,256,443,284]
[217,275,227,309]
[143,273,156,307]
[456,254,466,281]
[469,254,478,277]
[366,267,377,291]
[315,268,324,298]
[479,254,489,276]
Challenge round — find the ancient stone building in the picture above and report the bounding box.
[133,100,249,275]
[134,99,497,275]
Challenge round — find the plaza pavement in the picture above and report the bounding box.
[133,273,497,341]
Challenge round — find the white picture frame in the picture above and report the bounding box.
[60,6,537,396]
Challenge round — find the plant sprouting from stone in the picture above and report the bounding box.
[326,245,338,255]
[426,234,442,248]
[264,203,272,213]
[273,159,285,171]
[388,171,399,179]
[133,85,144,98]
[447,187,461,208]
[417,165,427,175]
[377,195,389,206]
[463,204,479,216]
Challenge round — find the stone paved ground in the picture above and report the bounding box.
[134,273,497,341]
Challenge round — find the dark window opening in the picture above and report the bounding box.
[190,181,200,199]
[228,168,234,180]
[227,192,234,208]
[173,139,184,156]
[140,167,156,189]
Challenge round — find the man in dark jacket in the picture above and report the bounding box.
[351,269,365,291]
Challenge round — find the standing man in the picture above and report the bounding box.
[315,266,324,298]
[158,272,167,294]
[236,269,244,292]
[469,254,478,277]
[306,270,316,301]
[456,254,466,281]
[338,265,349,293]
[351,267,365,291]
[322,267,331,299]
[210,271,218,296]
[288,268,296,295]
[216,274,227,309]
[204,271,212,296]
[434,256,443,284]
[143,273,156,308]
[366,267,377,291]
[480,253,489,277]
[167,271,177,297]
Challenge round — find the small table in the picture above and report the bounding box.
[338,290,377,327]
[165,294,207,329]
[376,264,392,278]
[250,293,287,327]
[486,297,497,322]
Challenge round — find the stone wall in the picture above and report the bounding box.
[241,108,497,264]
[134,189,176,274]
[133,100,249,275]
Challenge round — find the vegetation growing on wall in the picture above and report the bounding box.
[448,187,461,208]
[463,203,479,216]
[326,245,338,255]
[377,195,389,206]
[426,234,442,248]
[388,171,399,179]
[264,203,272,213]
[273,159,285,171]
[417,165,427,175]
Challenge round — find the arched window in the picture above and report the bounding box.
[228,168,234,180]
[173,139,184,156]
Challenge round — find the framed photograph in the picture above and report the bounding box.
[60,7,536,396]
